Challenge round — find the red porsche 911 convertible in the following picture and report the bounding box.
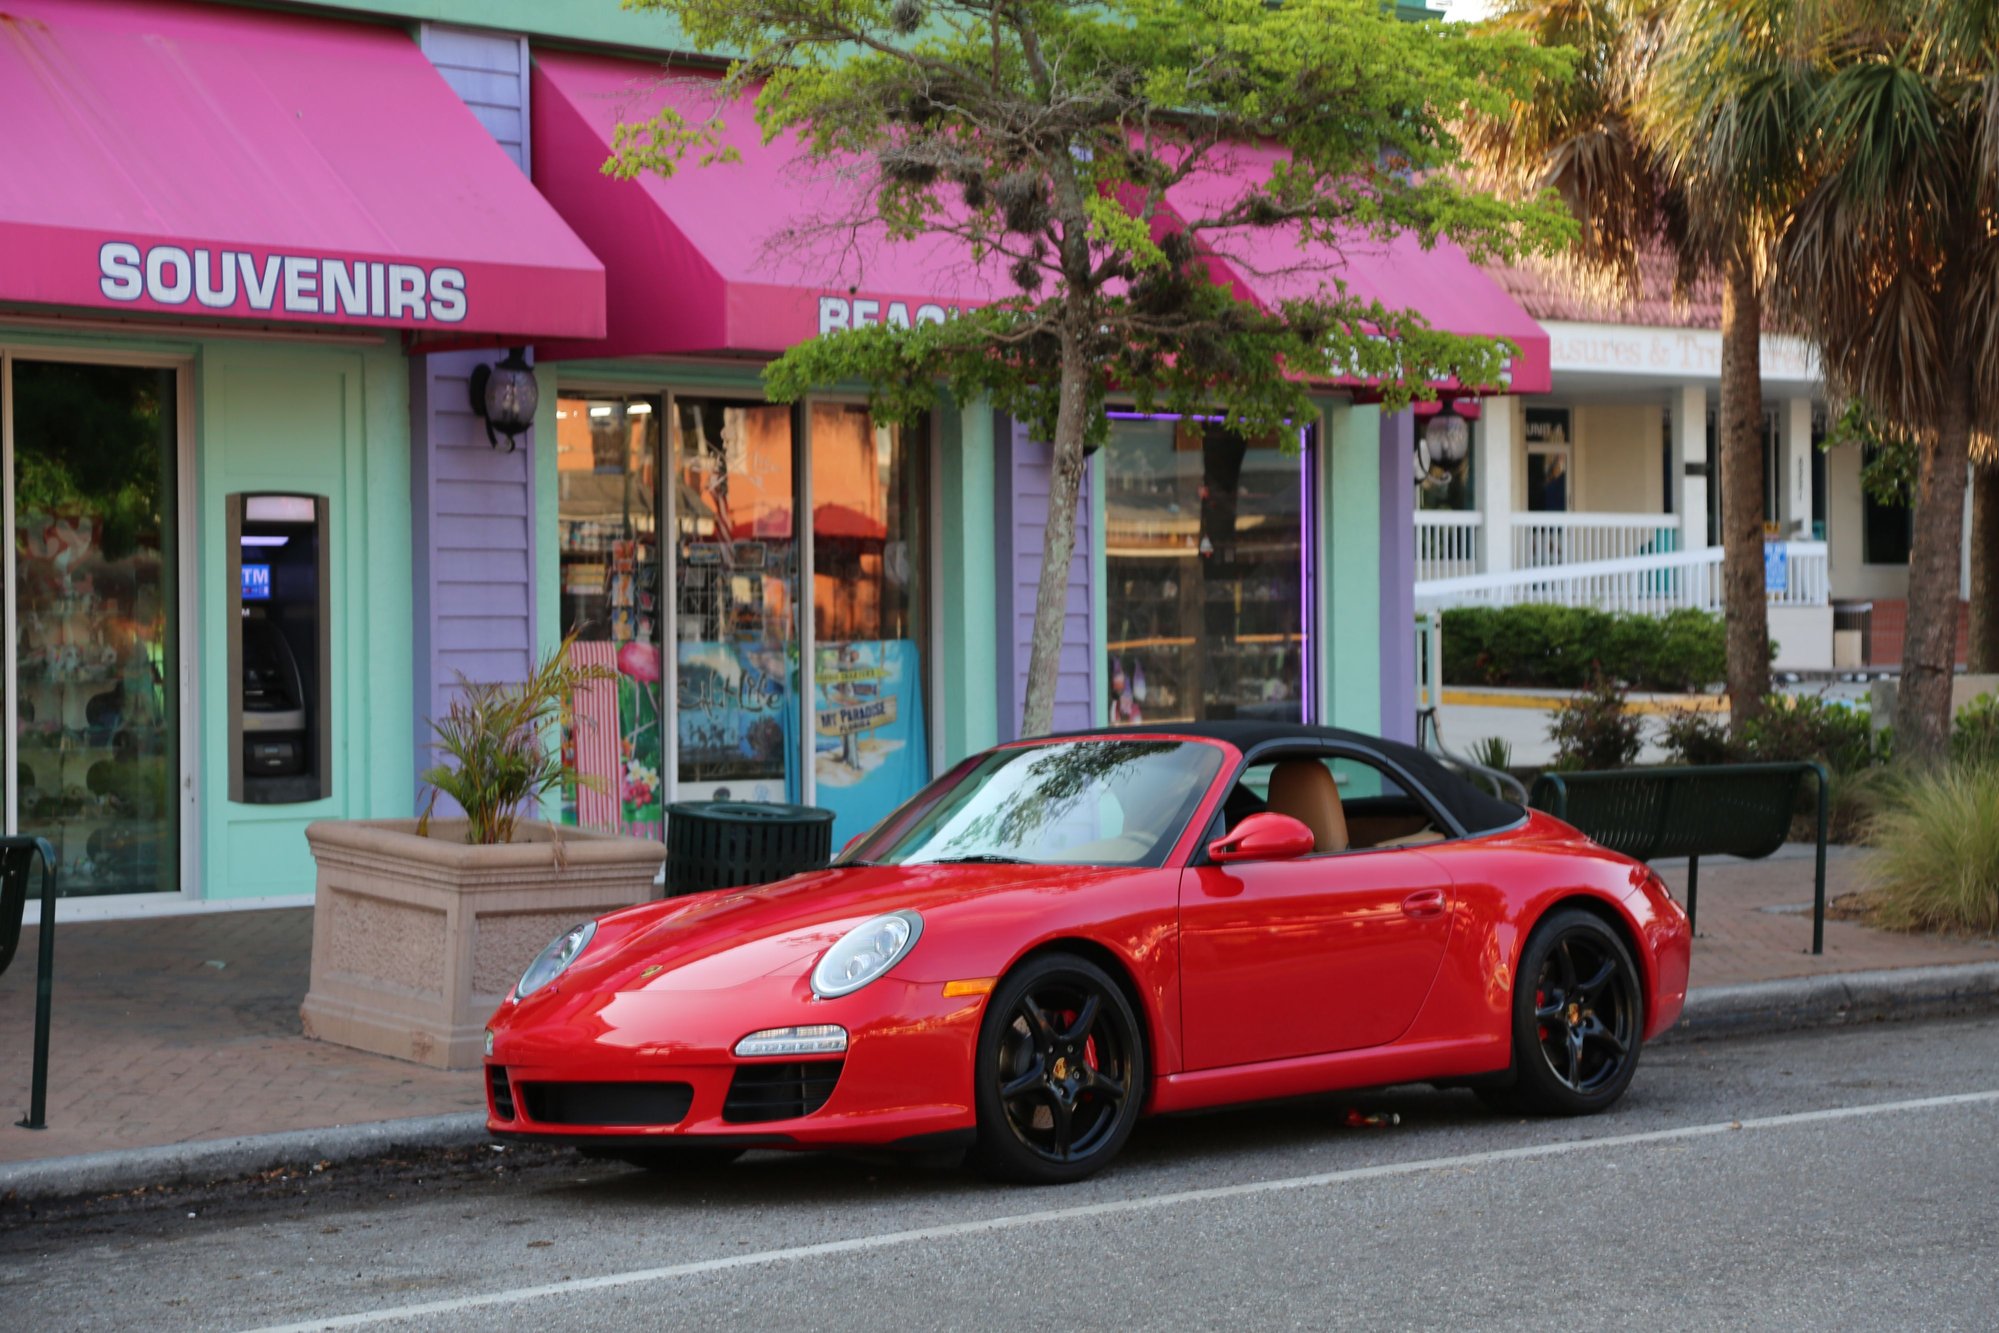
[485,723,1691,1183]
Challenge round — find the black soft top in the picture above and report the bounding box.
[1045,720,1524,837]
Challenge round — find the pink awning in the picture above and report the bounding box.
[1164,144,1552,395]
[0,0,603,340]
[531,53,1010,360]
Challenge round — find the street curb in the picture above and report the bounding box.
[1660,961,1999,1044]
[6,963,1997,1206]
[0,1111,488,1207]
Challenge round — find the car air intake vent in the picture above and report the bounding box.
[723,1060,843,1123]
[519,1081,694,1127]
[487,1066,516,1122]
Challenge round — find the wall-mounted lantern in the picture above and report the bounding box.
[469,347,539,452]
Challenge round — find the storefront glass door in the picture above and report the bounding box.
[4,358,181,897]
[671,399,801,806]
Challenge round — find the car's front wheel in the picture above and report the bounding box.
[969,953,1146,1184]
[1483,907,1645,1116]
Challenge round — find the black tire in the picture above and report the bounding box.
[969,953,1146,1184]
[580,1146,745,1174]
[1497,907,1646,1116]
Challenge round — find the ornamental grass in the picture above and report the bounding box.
[1862,764,1999,937]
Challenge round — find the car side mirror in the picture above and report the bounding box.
[1207,812,1316,864]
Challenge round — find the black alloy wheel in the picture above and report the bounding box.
[970,953,1146,1184]
[1484,907,1645,1116]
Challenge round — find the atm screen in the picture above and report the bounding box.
[242,563,272,601]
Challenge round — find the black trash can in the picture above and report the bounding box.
[663,801,836,897]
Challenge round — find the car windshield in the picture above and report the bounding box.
[854,740,1224,868]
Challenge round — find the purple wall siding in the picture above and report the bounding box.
[995,418,1097,740]
[412,26,541,804]
[1378,410,1417,743]
[409,350,541,796]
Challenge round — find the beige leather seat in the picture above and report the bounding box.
[1266,758,1349,854]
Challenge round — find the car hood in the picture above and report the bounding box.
[545,863,1139,999]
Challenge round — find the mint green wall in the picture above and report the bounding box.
[199,340,415,898]
[1321,399,1383,735]
[934,395,1000,763]
[256,1,693,52]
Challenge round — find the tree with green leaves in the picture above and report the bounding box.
[1771,0,1999,764]
[1464,0,1810,741]
[614,0,1571,737]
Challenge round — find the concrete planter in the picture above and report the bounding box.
[300,818,664,1070]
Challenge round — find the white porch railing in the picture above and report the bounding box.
[1414,511,1483,582]
[1414,541,1830,615]
[1512,512,1682,569]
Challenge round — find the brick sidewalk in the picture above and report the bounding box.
[2,853,1993,1166]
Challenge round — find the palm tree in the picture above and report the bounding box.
[1467,0,1805,739]
[1771,0,1999,763]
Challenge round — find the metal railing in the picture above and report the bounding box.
[1512,512,1682,570]
[1415,541,1831,615]
[1414,511,1483,582]
[0,836,58,1129]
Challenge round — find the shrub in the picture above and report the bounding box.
[1740,692,1878,774]
[1470,735,1514,771]
[1952,692,1999,769]
[1548,676,1644,771]
[1440,603,1729,693]
[1660,707,1735,766]
[1864,765,1999,935]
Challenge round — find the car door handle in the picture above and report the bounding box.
[1401,889,1447,919]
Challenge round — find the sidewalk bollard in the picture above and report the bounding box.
[0,837,59,1130]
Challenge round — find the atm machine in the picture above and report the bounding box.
[227,494,331,804]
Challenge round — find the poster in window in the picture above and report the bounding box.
[813,640,928,845]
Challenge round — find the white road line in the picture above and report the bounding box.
[246,1088,1999,1333]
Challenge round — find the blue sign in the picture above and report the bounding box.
[1764,542,1788,594]
[241,563,272,601]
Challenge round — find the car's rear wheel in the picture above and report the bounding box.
[1484,907,1644,1116]
[579,1146,745,1174]
[969,953,1146,1184]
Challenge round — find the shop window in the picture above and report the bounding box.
[7,359,180,897]
[806,404,930,842]
[555,395,933,847]
[1103,417,1307,725]
[555,395,665,836]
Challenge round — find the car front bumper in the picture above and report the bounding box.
[484,975,986,1149]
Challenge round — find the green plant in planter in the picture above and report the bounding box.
[418,636,613,845]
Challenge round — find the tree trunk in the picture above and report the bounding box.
[1895,362,1975,766]
[1018,326,1094,738]
[1969,461,1999,673]
[1718,251,1770,741]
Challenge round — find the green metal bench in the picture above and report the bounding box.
[1528,763,1830,955]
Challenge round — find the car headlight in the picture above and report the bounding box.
[514,920,597,1001]
[810,910,923,999]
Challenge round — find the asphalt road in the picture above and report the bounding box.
[6,1015,1999,1331]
